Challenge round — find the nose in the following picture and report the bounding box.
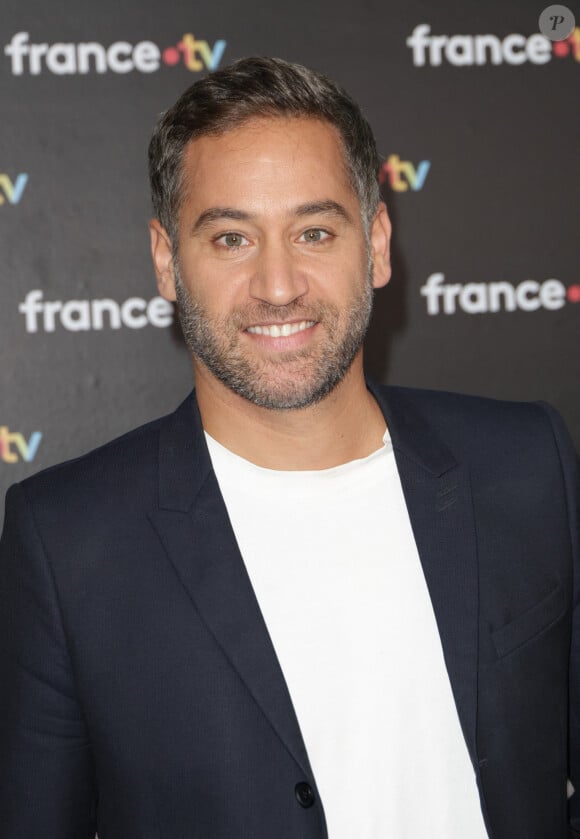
[248,237,308,306]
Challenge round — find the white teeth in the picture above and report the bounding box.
[247,320,315,337]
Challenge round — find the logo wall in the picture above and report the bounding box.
[420,274,580,315]
[4,31,226,75]
[407,24,580,66]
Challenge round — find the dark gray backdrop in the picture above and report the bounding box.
[2,0,579,528]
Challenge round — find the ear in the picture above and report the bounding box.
[149,219,177,302]
[369,202,391,289]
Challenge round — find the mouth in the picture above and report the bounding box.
[245,320,316,337]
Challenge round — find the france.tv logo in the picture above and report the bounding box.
[0,173,27,205]
[407,23,580,67]
[420,273,580,315]
[0,427,42,463]
[379,156,430,192]
[4,32,226,75]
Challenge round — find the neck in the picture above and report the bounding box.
[193,354,387,470]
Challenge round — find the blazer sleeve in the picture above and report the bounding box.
[0,482,97,839]
[539,403,580,837]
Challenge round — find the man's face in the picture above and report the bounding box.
[152,116,390,410]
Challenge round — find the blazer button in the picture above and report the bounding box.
[295,782,315,808]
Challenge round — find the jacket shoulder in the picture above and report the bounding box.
[376,383,576,467]
[382,383,551,427]
[13,393,196,517]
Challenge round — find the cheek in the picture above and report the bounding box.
[321,255,369,297]
[178,257,247,312]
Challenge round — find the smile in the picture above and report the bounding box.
[246,320,316,337]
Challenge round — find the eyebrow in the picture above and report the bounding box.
[190,199,354,236]
[190,207,254,236]
[293,200,353,224]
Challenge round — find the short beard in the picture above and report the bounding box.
[174,260,374,411]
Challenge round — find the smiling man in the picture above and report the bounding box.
[149,112,390,466]
[1,57,579,839]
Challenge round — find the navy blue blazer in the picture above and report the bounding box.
[0,383,579,839]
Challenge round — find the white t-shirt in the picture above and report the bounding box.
[206,430,489,839]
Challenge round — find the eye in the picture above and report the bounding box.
[299,228,331,244]
[215,232,249,249]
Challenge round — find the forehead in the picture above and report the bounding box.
[178,116,357,216]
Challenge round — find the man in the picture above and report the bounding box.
[0,57,578,839]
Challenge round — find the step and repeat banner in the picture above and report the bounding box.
[1,0,578,526]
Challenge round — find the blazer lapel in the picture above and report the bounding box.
[370,383,479,762]
[148,384,479,771]
[148,393,313,778]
